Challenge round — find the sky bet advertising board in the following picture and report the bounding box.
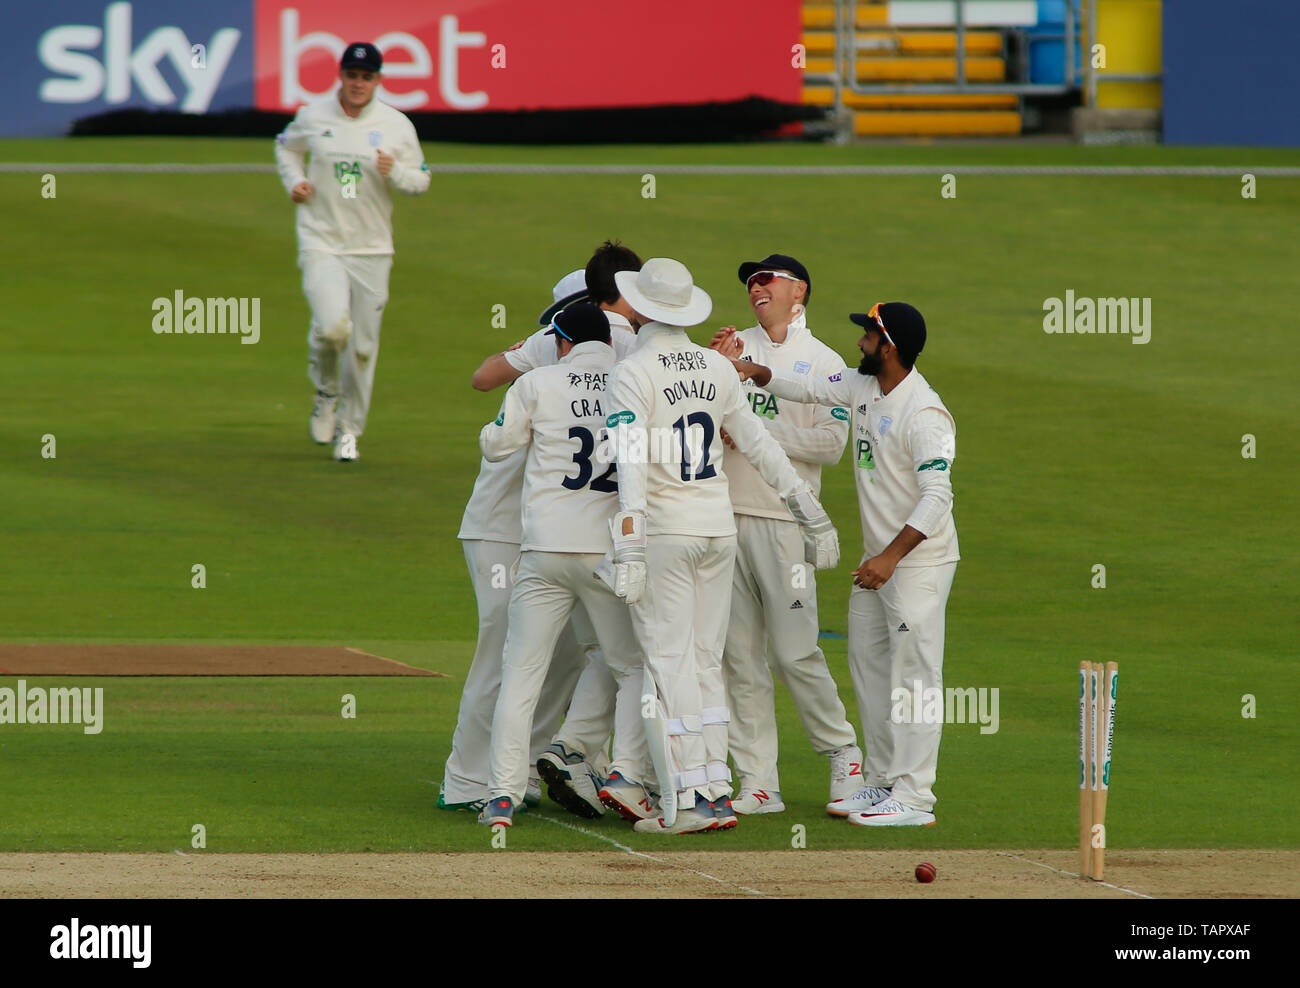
[5,0,800,136]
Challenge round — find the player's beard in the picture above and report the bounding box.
[858,348,883,376]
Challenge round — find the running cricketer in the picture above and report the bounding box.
[274,42,430,462]
[475,304,651,828]
[603,258,841,835]
[708,254,864,815]
[729,302,958,827]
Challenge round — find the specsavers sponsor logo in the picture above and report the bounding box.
[606,410,635,428]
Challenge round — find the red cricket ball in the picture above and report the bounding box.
[915,862,937,883]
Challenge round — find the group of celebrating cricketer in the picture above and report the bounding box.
[271,46,953,834]
[442,242,960,835]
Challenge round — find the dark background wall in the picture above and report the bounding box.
[1163,0,1300,146]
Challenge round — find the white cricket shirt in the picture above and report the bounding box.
[725,310,850,521]
[457,311,636,544]
[766,365,959,567]
[503,310,638,374]
[479,342,620,553]
[274,90,429,254]
[608,323,806,537]
[457,448,527,544]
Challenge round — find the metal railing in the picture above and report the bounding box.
[837,0,1079,95]
[1084,0,1161,107]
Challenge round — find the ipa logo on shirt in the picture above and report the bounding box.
[747,391,779,419]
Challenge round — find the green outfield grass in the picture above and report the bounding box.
[1,139,1297,854]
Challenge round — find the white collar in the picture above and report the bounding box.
[755,306,808,347]
[334,89,378,122]
[560,340,614,365]
[638,322,689,343]
[603,310,633,332]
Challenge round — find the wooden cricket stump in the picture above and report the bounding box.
[1079,661,1118,880]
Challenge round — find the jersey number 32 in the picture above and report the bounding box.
[562,426,617,492]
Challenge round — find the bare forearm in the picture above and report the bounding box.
[882,525,926,564]
[471,353,523,391]
[852,525,926,589]
[744,362,773,388]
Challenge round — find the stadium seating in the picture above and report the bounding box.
[801,0,1026,137]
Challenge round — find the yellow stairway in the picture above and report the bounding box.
[801,1,1022,137]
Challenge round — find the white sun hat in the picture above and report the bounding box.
[614,258,712,328]
[538,269,589,325]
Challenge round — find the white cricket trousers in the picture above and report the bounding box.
[489,550,648,804]
[551,631,627,779]
[847,560,957,813]
[300,250,392,437]
[629,534,737,806]
[442,540,586,804]
[724,514,857,792]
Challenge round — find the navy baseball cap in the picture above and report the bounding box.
[737,253,812,302]
[340,42,382,72]
[850,302,927,361]
[545,303,611,346]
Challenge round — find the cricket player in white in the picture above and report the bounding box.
[476,304,650,827]
[469,249,651,821]
[730,302,958,827]
[708,254,864,815]
[274,42,430,462]
[603,259,841,836]
[441,275,601,814]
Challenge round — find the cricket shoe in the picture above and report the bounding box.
[523,777,542,809]
[333,429,359,462]
[310,391,338,444]
[536,742,606,820]
[710,796,739,830]
[477,796,515,828]
[828,744,865,801]
[732,788,785,815]
[826,784,893,818]
[436,782,487,814]
[846,797,936,827]
[598,771,658,822]
[633,794,719,835]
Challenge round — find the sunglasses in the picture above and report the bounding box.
[746,270,802,290]
[866,302,897,349]
[548,320,572,341]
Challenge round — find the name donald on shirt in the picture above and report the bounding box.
[662,379,717,405]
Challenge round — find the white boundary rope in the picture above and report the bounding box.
[1,163,1298,177]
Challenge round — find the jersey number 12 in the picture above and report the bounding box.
[673,413,717,482]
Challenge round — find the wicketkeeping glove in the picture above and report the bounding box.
[784,486,840,570]
[600,510,647,604]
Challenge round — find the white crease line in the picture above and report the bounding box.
[998,852,1153,898]
[532,812,768,897]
